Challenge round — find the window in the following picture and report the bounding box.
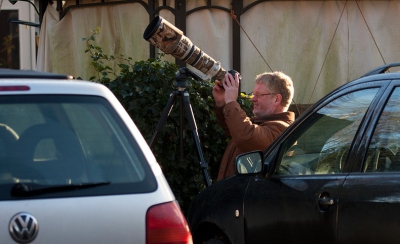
[364,87,400,172]
[276,88,378,175]
[0,1,37,69]
[0,95,156,197]
[0,10,20,69]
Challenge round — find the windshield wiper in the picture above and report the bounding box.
[11,182,111,197]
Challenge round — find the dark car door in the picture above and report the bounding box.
[338,81,400,244]
[242,85,381,244]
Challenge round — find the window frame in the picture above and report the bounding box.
[357,79,400,173]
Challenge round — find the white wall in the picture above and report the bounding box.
[37,1,400,104]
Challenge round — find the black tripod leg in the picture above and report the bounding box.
[181,91,212,187]
[178,95,184,160]
[149,91,178,148]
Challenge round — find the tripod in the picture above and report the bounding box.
[149,67,212,187]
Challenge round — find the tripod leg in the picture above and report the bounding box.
[181,91,212,187]
[149,91,178,148]
[178,95,185,160]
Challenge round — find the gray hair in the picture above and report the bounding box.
[255,71,294,107]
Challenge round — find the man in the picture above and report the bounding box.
[213,71,295,180]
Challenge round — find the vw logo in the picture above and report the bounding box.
[9,212,39,243]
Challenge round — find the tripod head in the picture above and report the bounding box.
[175,67,203,89]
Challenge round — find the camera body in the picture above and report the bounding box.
[228,69,242,80]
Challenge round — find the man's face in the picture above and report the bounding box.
[251,83,277,118]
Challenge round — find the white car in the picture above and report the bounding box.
[0,69,192,244]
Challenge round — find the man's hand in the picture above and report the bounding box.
[222,72,239,104]
[213,80,226,107]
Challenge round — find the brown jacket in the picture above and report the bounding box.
[215,101,295,181]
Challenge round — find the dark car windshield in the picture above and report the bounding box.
[0,95,157,200]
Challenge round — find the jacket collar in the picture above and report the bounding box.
[251,111,295,124]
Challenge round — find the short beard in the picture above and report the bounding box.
[252,110,272,121]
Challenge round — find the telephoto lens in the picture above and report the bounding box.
[143,16,230,81]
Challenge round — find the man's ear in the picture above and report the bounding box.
[275,94,283,104]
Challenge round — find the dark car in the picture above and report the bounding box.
[187,62,400,244]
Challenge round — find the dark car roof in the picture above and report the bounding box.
[360,62,400,77]
[319,62,400,102]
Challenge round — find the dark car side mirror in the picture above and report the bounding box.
[235,150,264,175]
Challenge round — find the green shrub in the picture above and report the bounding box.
[83,28,252,214]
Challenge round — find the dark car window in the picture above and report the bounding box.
[276,88,379,176]
[0,95,157,199]
[364,87,400,172]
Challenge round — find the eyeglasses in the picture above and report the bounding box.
[250,92,276,99]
